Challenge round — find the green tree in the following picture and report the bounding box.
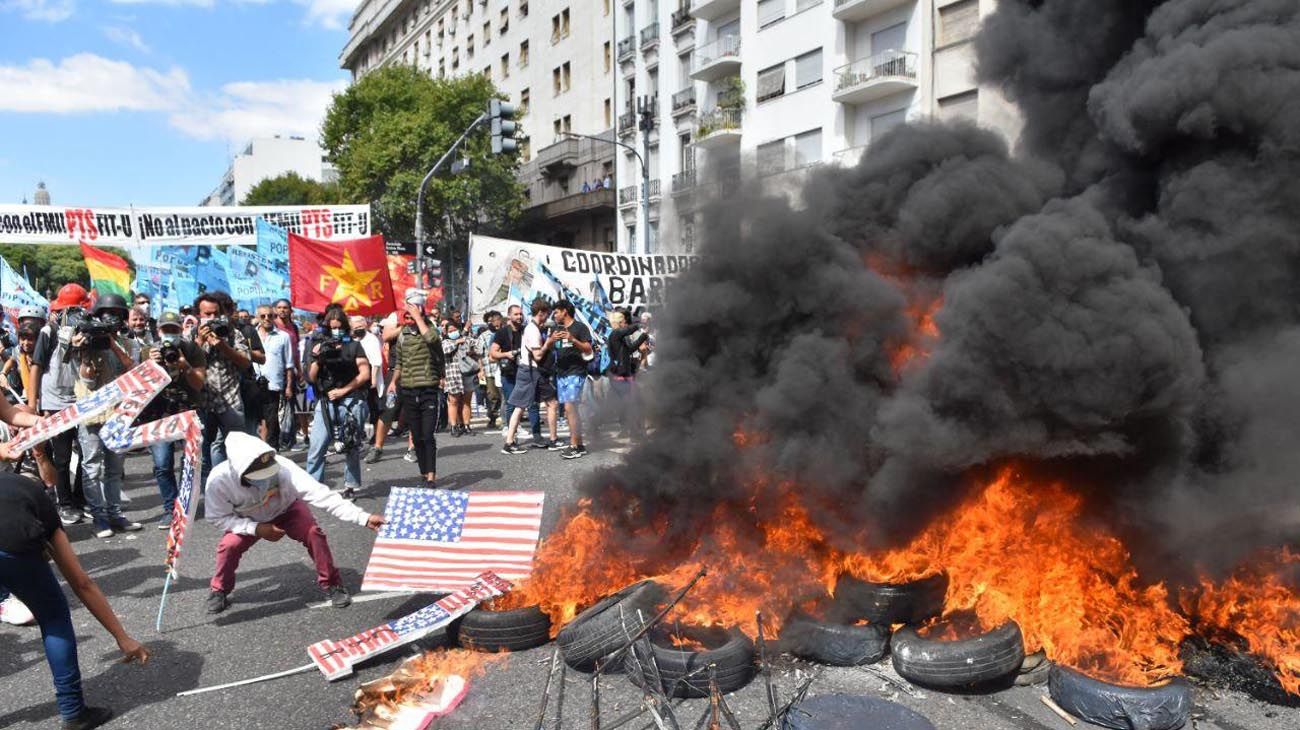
[321,66,524,264]
[241,172,341,206]
[0,244,134,300]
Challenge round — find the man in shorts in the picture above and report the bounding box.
[501,299,561,454]
[549,300,592,459]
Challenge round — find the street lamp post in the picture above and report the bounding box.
[636,94,655,254]
[414,111,488,307]
[561,129,651,254]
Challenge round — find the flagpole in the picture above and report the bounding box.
[175,663,316,697]
[156,573,173,632]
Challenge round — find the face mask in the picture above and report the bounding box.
[161,332,181,344]
[244,475,276,491]
[352,328,366,339]
[447,330,460,340]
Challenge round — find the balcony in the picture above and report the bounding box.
[536,137,579,178]
[617,36,636,60]
[695,107,742,148]
[690,35,741,81]
[671,7,693,34]
[617,111,637,137]
[540,187,615,219]
[647,179,662,199]
[832,50,918,104]
[832,145,868,168]
[832,0,912,23]
[672,168,697,195]
[671,87,697,116]
[618,185,639,207]
[640,23,660,49]
[690,0,739,22]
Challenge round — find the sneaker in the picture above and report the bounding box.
[93,521,114,539]
[450,425,462,438]
[0,596,36,626]
[529,439,548,450]
[462,425,474,437]
[561,445,588,460]
[363,448,383,464]
[342,487,357,501]
[403,449,418,463]
[205,590,229,614]
[109,518,143,533]
[119,491,132,504]
[327,584,352,608]
[157,515,172,530]
[59,507,84,526]
[501,442,528,455]
[546,439,566,451]
[62,705,114,730]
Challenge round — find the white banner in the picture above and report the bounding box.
[467,235,697,322]
[0,204,370,246]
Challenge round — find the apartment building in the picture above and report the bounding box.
[614,0,1021,253]
[201,136,338,207]
[340,0,621,250]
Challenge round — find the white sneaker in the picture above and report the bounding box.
[0,596,36,625]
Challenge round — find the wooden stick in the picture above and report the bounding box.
[755,610,777,720]
[757,669,820,730]
[716,688,742,730]
[533,647,561,730]
[1039,694,1078,726]
[590,660,602,730]
[857,664,921,698]
[707,673,721,730]
[175,663,315,696]
[552,661,568,730]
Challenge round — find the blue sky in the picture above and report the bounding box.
[0,0,356,207]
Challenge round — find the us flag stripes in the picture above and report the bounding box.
[307,572,512,680]
[362,489,545,593]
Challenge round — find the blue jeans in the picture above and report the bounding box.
[500,374,541,438]
[200,405,246,474]
[0,549,84,720]
[78,424,125,526]
[151,441,179,519]
[306,395,366,488]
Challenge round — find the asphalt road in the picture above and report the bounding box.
[0,421,1293,730]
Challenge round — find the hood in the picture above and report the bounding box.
[225,432,276,478]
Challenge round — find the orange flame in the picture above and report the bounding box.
[353,649,506,720]
[1184,548,1300,695]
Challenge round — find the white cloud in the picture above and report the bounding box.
[103,26,151,53]
[170,78,345,142]
[0,53,342,146]
[107,0,213,6]
[294,0,353,29]
[0,54,188,113]
[4,0,75,22]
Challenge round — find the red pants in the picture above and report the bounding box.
[210,500,342,593]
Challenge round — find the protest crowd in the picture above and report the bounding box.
[0,276,653,729]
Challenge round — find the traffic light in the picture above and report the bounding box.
[488,99,517,155]
[425,258,443,290]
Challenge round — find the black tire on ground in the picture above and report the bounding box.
[451,605,552,653]
[783,694,937,730]
[834,572,948,625]
[556,580,667,670]
[1048,664,1193,730]
[779,612,890,666]
[624,625,756,698]
[891,621,1025,688]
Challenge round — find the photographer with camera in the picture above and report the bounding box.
[190,291,252,472]
[69,294,143,539]
[30,283,92,525]
[139,312,207,529]
[305,305,371,498]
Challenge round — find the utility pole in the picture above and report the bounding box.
[637,94,655,255]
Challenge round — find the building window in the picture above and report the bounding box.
[519,87,530,114]
[553,66,562,95]
[604,98,612,127]
[679,133,693,169]
[554,118,563,139]
[500,8,508,33]
[795,48,822,88]
[756,63,786,102]
[938,0,979,46]
[519,0,528,17]
[484,65,492,81]
[794,128,821,167]
[424,30,432,55]
[795,0,818,10]
[648,69,658,98]
[938,89,979,120]
[563,61,571,91]
[603,0,610,14]
[757,0,783,28]
[757,139,785,176]
[483,21,491,44]
[604,41,612,72]
[871,108,907,140]
[519,39,529,66]
[551,8,570,44]
[467,34,475,58]
[501,52,510,78]
[563,114,572,133]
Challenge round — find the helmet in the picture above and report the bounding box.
[51,283,88,311]
[92,293,130,316]
[18,306,45,321]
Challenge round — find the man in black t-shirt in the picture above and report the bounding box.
[304,306,371,498]
[140,311,209,529]
[490,304,542,444]
[550,300,593,459]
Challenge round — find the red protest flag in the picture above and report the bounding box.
[288,233,397,315]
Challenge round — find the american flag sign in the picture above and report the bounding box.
[308,571,512,680]
[9,361,204,576]
[362,489,545,593]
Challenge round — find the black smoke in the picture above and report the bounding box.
[583,0,1300,571]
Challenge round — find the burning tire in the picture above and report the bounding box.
[890,621,1025,688]
[451,604,552,653]
[626,625,756,698]
[834,572,948,625]
[780,611,890,667]
[1048,665,1192,730]
[557,580,667,670]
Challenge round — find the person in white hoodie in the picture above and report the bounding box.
[203,431,384,614]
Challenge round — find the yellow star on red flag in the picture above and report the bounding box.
[321,250,382,308]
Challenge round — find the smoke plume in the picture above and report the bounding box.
[583,0,1300,572]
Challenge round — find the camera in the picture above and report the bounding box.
[0,329,14,350]
[159,341,182,364]
[76,315,122,350]
[205,317,232,339]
